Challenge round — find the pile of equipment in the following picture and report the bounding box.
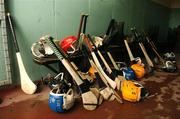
[30,14,177,112]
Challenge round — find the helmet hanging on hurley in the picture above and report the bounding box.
[60,36,78,54]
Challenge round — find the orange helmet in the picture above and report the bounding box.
[88,67,96,79]
[131,64,145,79]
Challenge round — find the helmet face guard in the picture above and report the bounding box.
[31,42,45,58]
[132,57,142,65]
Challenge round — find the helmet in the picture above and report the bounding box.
[49,87,75,112]
[131,64,145,79]
[121,80,148,102]
[88,67,96,79]
[164,52,176,61]
[31,42,45,58]
[117,62,136,80]
[162,60,177,73]
[31,40,54,58]
[122,67,136,80]
[60,36,77,54]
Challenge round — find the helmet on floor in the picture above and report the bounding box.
[49,87,75,112]
[121,80,148,102]
[60,36,77,54]
[131,63,145,79]
[162,60,177,73]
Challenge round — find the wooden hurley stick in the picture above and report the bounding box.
[88,34,125,90]
[7,13,37,94]
[131,28,154,68]
[79,14,116,102]
[124,38,134,61]
[83,35,123,103]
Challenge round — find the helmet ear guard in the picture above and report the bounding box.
[63,88,75,110]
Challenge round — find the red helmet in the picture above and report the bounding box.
[60,36,77,53]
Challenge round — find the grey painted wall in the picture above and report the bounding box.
[169,8,180,28]
[169,8,180,53]
[1,0,171,84]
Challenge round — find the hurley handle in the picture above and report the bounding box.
[7,13,20,52]
[76,14,85,41]
[82,14,88,34]
[76,14,88,50]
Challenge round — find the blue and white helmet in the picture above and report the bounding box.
[49,87,75,112]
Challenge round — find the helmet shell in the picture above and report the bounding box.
[121,80,143,102]
[131,64,145,79]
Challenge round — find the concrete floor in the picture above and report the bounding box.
[0,55,180,119]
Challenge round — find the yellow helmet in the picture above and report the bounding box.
[131,64,145,79]
[121,80,144,102]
